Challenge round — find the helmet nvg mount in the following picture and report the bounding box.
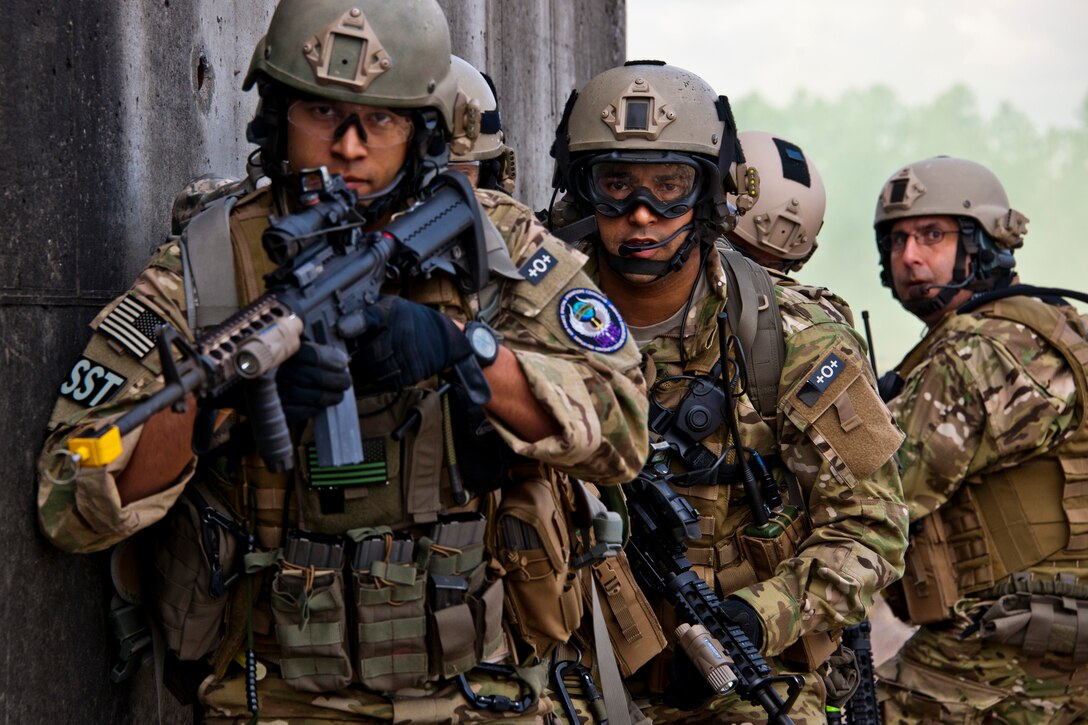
[552,60,754,278]
[242,0,460,210]
[728,130,825,273]
[874,156,1028,316]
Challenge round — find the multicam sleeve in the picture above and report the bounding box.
[730,314,909,657]
[477,192,648,485]
[37,242,196,554]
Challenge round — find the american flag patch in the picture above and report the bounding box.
[99,296,166,358]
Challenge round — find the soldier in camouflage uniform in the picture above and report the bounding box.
[36,1,648,722]
[549,61,908,724]
[873,156,1088,723]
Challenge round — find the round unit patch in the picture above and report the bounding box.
[558,288,628,353]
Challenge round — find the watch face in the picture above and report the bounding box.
[470,325,498,361]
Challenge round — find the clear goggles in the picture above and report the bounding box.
[581,153,708,219]
[287,100,414,148]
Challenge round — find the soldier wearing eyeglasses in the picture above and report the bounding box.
[874,156,1088,723]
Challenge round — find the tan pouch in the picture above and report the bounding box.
[270,565,353,692]
[151,482,239,661]
[352,536,428,692]
[736,506,808,582]
[490,472,583,660]
[585,551,666,676]
[979,592,1088,661]
[736,507,835,670]
[902,511,960,624]
[296,388,443,534]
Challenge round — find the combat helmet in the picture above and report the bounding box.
[243,0,459,212]
[729,131,825,273]
[448,56,517,194]
[874,156,1028,315]
[550,61,750,278]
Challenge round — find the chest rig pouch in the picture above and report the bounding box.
[295,387,446,533]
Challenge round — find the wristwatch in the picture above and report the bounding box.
[464,321,501,368]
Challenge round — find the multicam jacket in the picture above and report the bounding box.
[889,293,1088,597]
[585,244,908,660]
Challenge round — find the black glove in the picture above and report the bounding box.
[720,598,764,648]
[348,296,472,391]
[276,341,353,422]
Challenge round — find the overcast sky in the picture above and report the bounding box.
[628,0,1088,129]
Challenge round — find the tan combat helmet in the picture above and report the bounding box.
[874,156,1028,310]
[244,0,457,130]
[448,56,517,193]
[730,131,825,272]
[242,0,459,209]
[874,156,1027,249]
[553,60,747,226]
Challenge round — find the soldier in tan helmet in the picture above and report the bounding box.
[550,60,908,724]
[726,130,825,275]
[35,0,649,721]
[447,55,517,195]
[873,156,1088,723]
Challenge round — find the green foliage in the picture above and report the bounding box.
[733,86,1088,371]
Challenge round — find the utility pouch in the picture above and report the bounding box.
[351,531,428,693]
[296,388,443,533]
[901,512,960,624]
[427,515,504,678]
[979,592,1088,662]
[585,551,667,676]
[736,506,807,582]
[151,481,242,661]
[490,470,583,660]
[270,532,353,692]
[736,507,836,670]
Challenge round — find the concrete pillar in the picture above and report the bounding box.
[0,1,623,722]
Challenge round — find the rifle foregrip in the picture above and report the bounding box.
[245,372,294,473]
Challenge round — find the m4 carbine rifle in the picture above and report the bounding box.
[67,168,490,472]
[623,452,803,725]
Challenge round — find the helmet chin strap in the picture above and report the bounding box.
[902,238,975,318]
[603,222,696,278]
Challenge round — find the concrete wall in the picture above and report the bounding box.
[0,1,623,722]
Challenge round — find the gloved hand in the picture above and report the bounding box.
[347,296,473,391]
[276,341,353,422]
[720,598,764,648]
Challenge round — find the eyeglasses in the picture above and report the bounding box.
[287,100,414,148]
[882,226,958,255]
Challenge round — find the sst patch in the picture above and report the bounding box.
[518,247,558,285]
[558,288,628,353]
[797,352,845,407]
[99,296,166,359]
[58,357,128,408]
